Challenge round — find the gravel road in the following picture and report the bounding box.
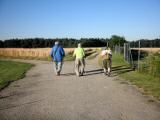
[0,59,160,120]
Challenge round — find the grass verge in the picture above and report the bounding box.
[111,53,160,100]
[0,60,33,90]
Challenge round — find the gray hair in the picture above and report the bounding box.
[55,41,59,45]
[78,43,81,47]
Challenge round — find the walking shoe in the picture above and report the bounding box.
[56,71,60,76]
[57,71,60,76]
[108,72,111,77]
[80,72,84,76]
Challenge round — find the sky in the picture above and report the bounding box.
[0,0,160,41]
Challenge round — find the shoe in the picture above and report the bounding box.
[56,71,60,76]
[57,72,60,76]
[77,74,80,77]
[103,72,107,76]
[80,72,84,76]
[108,73,111,77]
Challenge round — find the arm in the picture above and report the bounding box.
[61,47,65,57]
[82,48,85,58]
[50,47,54,58]
[73,49,76,57]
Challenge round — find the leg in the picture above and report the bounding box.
[80,59,85,75]
[75,59,80,76]
[107,59,112,76]
[102,59,107,75]
[54,62,58,75]
[57,62,62,75]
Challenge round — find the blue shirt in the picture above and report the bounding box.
[50,45,65,62]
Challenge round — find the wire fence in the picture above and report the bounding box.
[114,43,160,78]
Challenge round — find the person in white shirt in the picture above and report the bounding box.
[101,47,112,76]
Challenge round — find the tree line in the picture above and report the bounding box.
[0,35,159,48]
[0,38,107,48]
[130,39,160,48]
[0,35,126,48]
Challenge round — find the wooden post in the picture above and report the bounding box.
[107,42,108,48]
[124,43,126,60]
[138,41,140,71]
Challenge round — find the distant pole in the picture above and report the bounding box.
[119,44,120,54]
[107,42,108,48]
[138,41,141,71]
[124,43,126,60]
[115,45,117,54]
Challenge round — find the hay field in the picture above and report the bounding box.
[131,48,160,53]
[0,48,101,59]
[0,48,73,58]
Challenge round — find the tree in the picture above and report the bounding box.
[109,35,126,48]
[0,40,4,48]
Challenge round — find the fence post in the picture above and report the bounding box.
[138,41,141,71]
[124,43,126,60]
[106,42,108,48]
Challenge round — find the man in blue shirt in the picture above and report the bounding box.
[50,41,65,76]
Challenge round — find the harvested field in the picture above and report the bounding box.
[131,48,160,53]
[0,48,101,58]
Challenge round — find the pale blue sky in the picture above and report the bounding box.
[0,0,160,40]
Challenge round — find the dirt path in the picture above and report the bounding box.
[0,59,160,120]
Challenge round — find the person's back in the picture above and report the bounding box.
[50,41,65,76]
[101,48,112,76]
[101,49,112,60]
[51,44,65,62]
[73,47,85,59]
[101,50,109,60]
[73,43,85,76]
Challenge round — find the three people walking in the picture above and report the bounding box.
[50,41,112,77]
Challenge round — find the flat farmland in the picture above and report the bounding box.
[0,48,100,59]
[131,48,160,53]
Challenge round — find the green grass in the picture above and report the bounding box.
[0,60,33,89]
[111,53,160,100]
[63,52,75,61]
[112,53,129,67]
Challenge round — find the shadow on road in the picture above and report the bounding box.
[83,69,103,76]
[61,69,103,76]
[61,73,75,76]
[61,66,133,77]
[111,65,134,77]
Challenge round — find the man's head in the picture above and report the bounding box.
[78,43,81,48]
[55,41,59,45]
